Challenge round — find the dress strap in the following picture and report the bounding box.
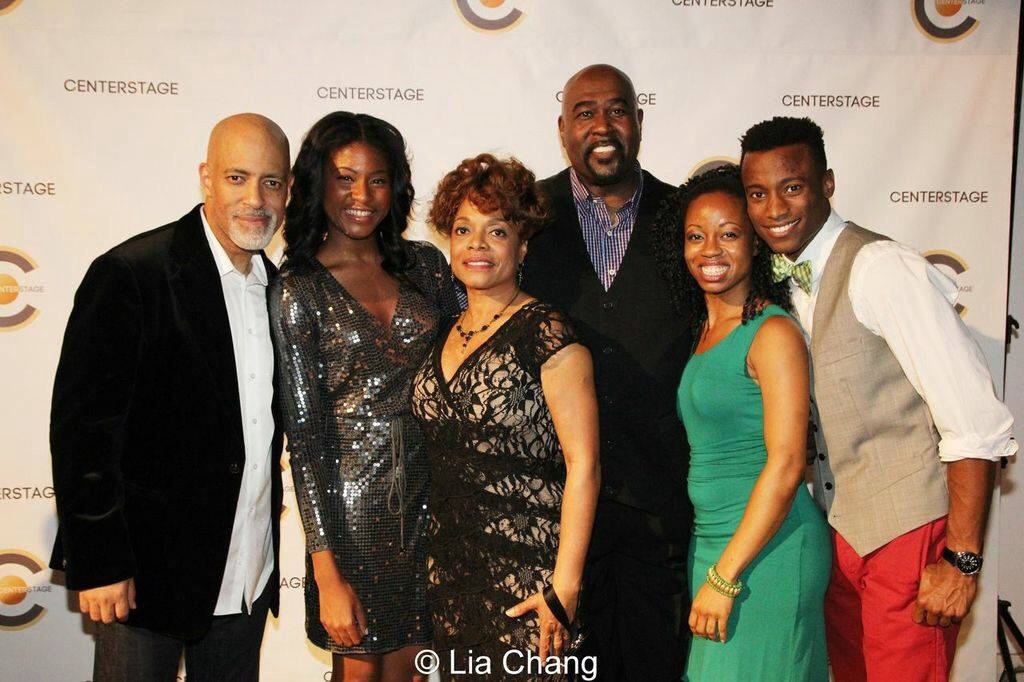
[386,416,407,553]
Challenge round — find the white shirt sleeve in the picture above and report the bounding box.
[848,240,1017,462]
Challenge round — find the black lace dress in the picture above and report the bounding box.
[411,300,578,673]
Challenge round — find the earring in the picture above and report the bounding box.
[516,262,524,286]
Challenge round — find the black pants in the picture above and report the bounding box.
[92,581,272,682]
[577,499,691,681]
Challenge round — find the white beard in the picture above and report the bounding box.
[228,213,278,251]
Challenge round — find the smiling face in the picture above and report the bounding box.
[741,142,834,259]
[558,66,642,190]
[200,117,289,254]
[449,198,526,295]
[683,190,757,303]
[322,141,393,241]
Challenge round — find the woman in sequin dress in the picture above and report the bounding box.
[411,154,600,678]
[270,112,458,681]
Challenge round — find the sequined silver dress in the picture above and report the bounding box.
[270,240,457,654]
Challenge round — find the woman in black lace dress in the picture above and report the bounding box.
[411,154,600,676]
[270,112,457,681]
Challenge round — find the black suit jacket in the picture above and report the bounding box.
[522,169,692,519]
[49,205,284,640]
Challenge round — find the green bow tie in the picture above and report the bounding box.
[771,254,813,295]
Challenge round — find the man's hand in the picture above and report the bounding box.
[913,560,977,627]
[79,578,136,624]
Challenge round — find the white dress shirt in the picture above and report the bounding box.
[201,209,276,615]
[783,208,1017,463]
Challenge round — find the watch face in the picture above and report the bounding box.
[955,552,983,575]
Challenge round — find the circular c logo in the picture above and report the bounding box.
[688,156,739,180]
[0,247,41,331]
[924,250,968,317]
[912,0,979,42]
[0,550,47,629]
[0,0,24,16]
[455,0,524,32]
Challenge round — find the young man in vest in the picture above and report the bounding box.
[739,115,1016,680]
[522,64,693,680]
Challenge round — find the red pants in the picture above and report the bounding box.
[825,517,960,681]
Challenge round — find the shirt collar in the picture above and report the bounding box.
[779,208,845,285]
[201,206,268,285]
[569,163,643,211]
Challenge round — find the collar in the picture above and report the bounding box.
[569,163,643,211]
[777,208,845,286]
[201,206,268,285]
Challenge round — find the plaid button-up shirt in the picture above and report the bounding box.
[569,165,644,291]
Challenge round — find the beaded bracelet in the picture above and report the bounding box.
[706,564,743,598]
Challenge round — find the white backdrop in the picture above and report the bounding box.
[0,1,1019,680]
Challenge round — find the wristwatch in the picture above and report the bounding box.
[941,548,983,575]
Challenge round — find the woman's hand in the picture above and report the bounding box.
[506,584,579,660]
[688,583,734,643]
[311,550,367,648]
[318,577,367,648]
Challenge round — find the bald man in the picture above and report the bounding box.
[522,65,693,680]
[50,114,290,681]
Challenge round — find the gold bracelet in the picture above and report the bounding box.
[706,564,743,599]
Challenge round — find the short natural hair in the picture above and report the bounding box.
[428,153,548,239]
[740,116,828,177]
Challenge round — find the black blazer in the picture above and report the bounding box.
[49,205,284,640]
[522,169,692,518]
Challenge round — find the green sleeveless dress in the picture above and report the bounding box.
[677,305,830,681]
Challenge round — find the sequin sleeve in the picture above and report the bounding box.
[269,272,332,554]
[409,240,462,317]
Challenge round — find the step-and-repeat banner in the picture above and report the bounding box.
[1,1,1018,680]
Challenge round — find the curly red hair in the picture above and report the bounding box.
[428,153,549,239]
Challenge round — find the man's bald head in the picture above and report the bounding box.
[200,113,291,265]
[206,113,290,169]
[560,64,637,121]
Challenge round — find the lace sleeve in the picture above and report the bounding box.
[517,303,579,377]
[269,273,332,554]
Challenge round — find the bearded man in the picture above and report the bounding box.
[50,113,290,682]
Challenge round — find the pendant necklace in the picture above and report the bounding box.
[456,289,519,349]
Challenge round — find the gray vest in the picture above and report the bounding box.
[810,223,948,556]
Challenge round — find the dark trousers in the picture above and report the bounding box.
[578,499,691,682]
[93,581,272,682]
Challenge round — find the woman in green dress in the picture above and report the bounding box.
[653,164,830,680]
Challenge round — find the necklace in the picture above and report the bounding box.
[456,289,519,349]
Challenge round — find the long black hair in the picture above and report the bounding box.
[283,111,415,274]
[651,163,791,335]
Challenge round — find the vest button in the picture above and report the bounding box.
[229,462,240,474]
[602,301,615,310]
[817,453,826,461]
[824,481,833,491]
